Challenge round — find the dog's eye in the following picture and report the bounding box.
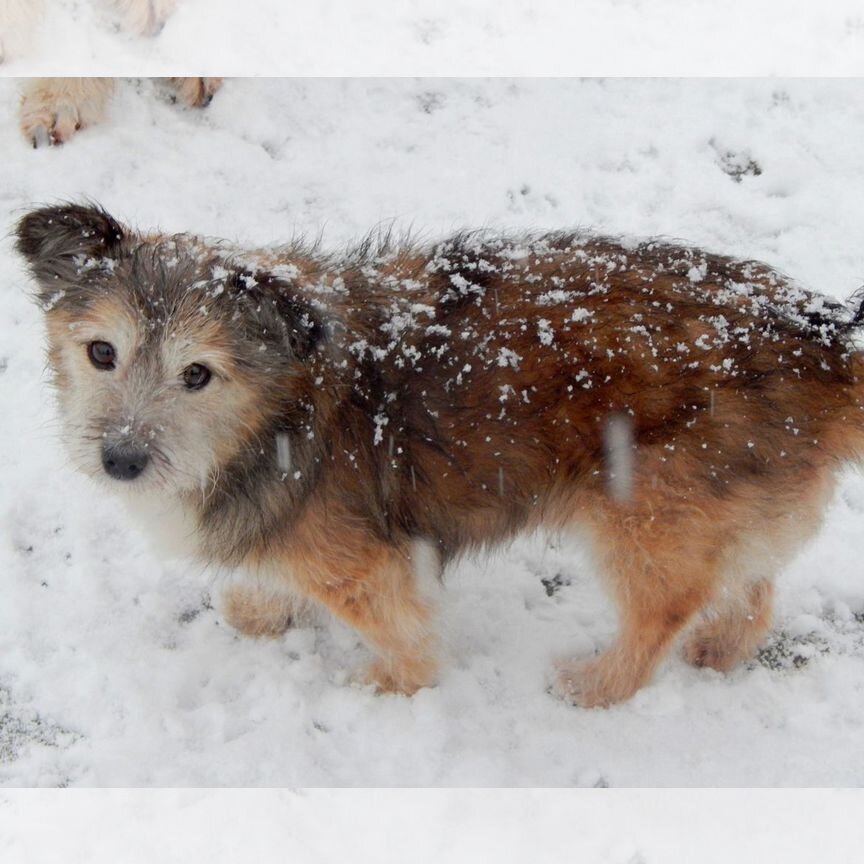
[182,363,212,390]
[87,341,116,369]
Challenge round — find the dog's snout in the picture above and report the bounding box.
[101,445,150,481]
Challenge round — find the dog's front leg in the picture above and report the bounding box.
[288,533,441,696]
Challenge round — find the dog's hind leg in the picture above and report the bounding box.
[682,471,833,672]
[20,78,115,147]
[555,495,724,708]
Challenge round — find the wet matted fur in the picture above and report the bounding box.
[16,203,864,706]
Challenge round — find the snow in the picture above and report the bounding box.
[602,414,633,503]
[1,789,863,862]
[2,0,864,75]
[4,78,864,786]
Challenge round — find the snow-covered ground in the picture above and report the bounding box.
[3,78,864,786]
[2,789,862,862]
[1,0,864,76]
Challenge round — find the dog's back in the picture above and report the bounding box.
[324,233,864,556]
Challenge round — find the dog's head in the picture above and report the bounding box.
[17,203,327,497]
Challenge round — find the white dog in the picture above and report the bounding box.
[0,0,178,61]
[18,78,223,146]
[1,0,220,146]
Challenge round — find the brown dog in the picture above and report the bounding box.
[16,203,864,706]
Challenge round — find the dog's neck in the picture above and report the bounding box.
[179,339,364,568]
[173,283,437,570]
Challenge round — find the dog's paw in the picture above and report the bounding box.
[168,77,224,109]
[682,635,738,672]
[358,658,437,696]
[21,97,81,147]
[552,656,636,709]
[114,0,177,37]
[221,584,294,639]
[19,79,114,148]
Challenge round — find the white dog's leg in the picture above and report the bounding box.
[109,0,177,36]
[0,0,44,62]
[20,78,116,147]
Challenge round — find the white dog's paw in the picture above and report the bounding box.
[112,0,177,36]
[167,77,224,108]
[19,79,115,147]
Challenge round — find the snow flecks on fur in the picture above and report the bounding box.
[8,79,864,787]
[65,227,859,425]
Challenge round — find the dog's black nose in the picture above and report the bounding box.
[101,446,149,481]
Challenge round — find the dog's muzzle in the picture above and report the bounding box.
[101,444,150,481]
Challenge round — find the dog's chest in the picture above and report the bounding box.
[121,493,201,561]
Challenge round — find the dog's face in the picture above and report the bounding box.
[16,204,324,497]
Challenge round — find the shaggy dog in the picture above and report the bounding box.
[18,78,223,147]
[16,203,864,706]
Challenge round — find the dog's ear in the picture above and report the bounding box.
[272,289,325,360]
[228,268,325,361]
[16,204,126,307]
